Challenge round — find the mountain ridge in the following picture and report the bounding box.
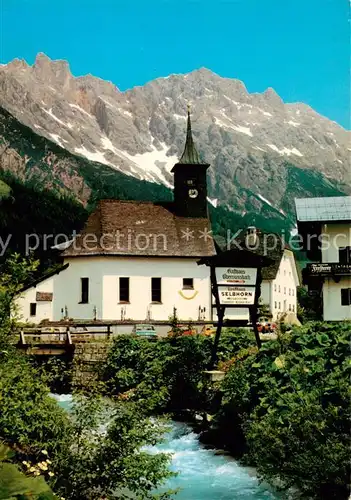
[0,53,349,231]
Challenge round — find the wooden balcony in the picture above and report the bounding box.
[306,263,351,280]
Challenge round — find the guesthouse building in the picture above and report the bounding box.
[295,196,351,321]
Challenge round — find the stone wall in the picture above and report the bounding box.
[72,342,112,389]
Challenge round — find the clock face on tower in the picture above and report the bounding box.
[188,188,198,199]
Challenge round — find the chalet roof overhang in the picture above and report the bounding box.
[64,253,210,260]
[212,230,284,279]
[197,247,273,268]
[19,263,70,294]
[295,196,351,224]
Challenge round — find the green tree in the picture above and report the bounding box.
[0,350,173,500]
[104,334,213,414]
[0,252,172,500]
[216,322,351,498]
[55,395,173,500]
[0,253,38,345]
[0,350,71,458]
[297,286,323,322]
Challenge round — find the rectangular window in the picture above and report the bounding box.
[339,246,351,263]
[80,277,89,304]
[278,285,281,292]
[284,287,286,295]
[279,302,281,309]
[289,304,291,311]
[274,284,277,292]
[293,304,295,312]
[30,303,37,317]
[275,301,277,309]
[119,277,130,303]
[183,278,194,290]
[341,288,351,306]
[151,277,162,303]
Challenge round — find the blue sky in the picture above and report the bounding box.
[1,0,350,128]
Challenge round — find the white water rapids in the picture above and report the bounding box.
[53,394,277,499]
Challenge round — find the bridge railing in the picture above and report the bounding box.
[17,325,112,347]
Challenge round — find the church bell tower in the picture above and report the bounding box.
[172,106,210,218]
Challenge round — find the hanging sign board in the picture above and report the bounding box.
[36,292,53,302]
[218,286,256,305]
[215,267,257,286]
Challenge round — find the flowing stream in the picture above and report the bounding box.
[151,421,276,500]
[53,395,277,499]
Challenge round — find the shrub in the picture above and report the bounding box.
[216,322,351,498]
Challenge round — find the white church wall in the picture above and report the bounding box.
[50,256,212,322]
[53,258,104,321]
[16,276,54,324]
[101,257,211,321]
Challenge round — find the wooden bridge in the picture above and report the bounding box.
[17,325,113,355]
[15,320,275,356]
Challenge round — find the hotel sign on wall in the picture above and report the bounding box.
[307,263,351,276]
[215,267,257,286]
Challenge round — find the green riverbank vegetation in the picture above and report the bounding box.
[0,256,173,500]
[0,255,350,499]
[103,324,351,499]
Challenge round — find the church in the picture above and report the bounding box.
[17,110,217,323]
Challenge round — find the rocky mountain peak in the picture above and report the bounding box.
[263,87,283,107]
[33,52,72,87]
[34,52,53,66]
[6,58,29,72]
[0,54,349,225]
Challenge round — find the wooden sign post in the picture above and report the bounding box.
[199,248,273,369]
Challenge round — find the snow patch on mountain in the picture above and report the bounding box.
[49,133,67,147]
[42,108,73,129]
[215,117,253,137]
[207,197,218,207]
[267,144,303,157]
[223,95,240,106]
[232,124,253,137]
[69,103,93,118]
[75,145,112,165]
[122,142,178,187]
[119,108,133,118]
[287,120,300,127]
[257,193,273,207]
